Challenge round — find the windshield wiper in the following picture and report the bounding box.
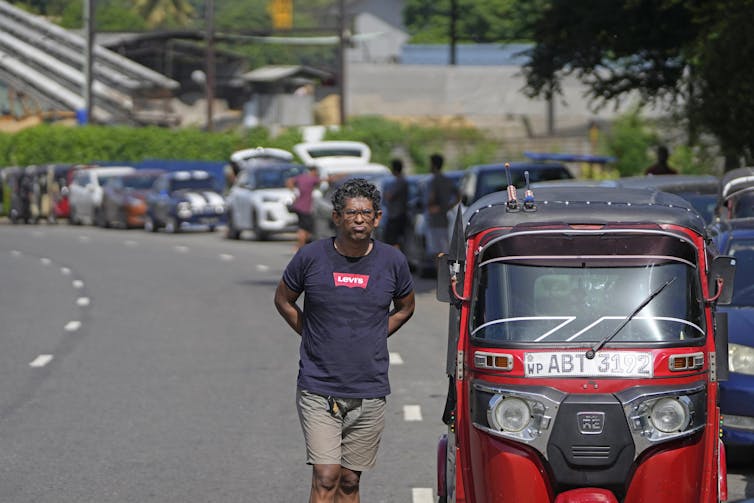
[585,277,677,359]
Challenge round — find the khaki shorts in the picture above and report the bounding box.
[296,388,386,472]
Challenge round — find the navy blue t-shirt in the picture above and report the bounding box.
[282,238,414,398]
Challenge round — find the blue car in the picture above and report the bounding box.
[713,218,754,449]
[144,170,226,233]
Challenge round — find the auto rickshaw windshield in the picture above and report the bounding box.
[471,259,705,346]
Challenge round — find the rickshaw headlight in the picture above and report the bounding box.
[729,343,754,375]
[490,396,531,432]
[649,397,690,433]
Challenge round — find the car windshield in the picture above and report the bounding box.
[728,239,754,306]
[471,236,705,346]
[123,175,160,190]
[170,178,214,191]
[253,166,305,188]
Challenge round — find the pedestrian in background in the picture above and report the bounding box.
[286,164,320,251]
[382,158,409,250]
[645,145,677,175]
[274,178,415,503]
[425,153,459,256]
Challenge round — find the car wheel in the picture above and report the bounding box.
[68,206,80,225]
[251,209,269,241]
[95,208,108,228]
[226,212,241,240]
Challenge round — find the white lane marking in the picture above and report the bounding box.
[29,354,54,368]
[78,236,90,242]
[174,245,189,254]
[40,257,52,265]
[60,267,71,275]
[412,487,434,503]
[124,240,138,247]
[403,405,423,422]
[219,253,234,262]
[11,250,21,257]
[389,352,404,365]
[64,321,82,332]
[72,280,84,289]
[256,264,270,272]
[76,297,90,307]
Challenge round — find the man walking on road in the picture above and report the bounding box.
[274,178,415,503]
[425,153,459,256]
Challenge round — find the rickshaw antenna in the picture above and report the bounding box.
[504,162,518,211]
[523,170,536,211]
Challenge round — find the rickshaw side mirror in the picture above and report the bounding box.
[436,254,451,302]
[709,255,736,305]
[715,311,729,382]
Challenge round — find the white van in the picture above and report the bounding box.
[68,165,136,225]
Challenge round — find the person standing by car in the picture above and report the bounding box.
[274,178,415,503]
[426,153,459,256]
[382,158,409,249]
[286,164,320,251]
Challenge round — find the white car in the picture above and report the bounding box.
[294,141,391,240]
[68,165,136,225]
[225,148,306,240]
[293,140,390,182]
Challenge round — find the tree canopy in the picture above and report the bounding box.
[521,0,754,167]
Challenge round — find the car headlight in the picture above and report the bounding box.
[729,343,754,375]
[649,397,690,433]
[489,396,531,432]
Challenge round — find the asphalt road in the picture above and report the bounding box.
[0,223,752,502]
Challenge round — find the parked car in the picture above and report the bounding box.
[68,165,136,225]
[712,219,754,452]
[457,161,574,209]
[619,174,720,224]
[98,170,165,228]
[144,170,226,233]
[293,140,391,183]
[225,157,306,240]
[716,167,754,221]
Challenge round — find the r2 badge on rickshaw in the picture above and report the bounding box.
[436,168,736,503]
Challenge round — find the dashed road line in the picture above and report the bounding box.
[78,236,90,242]
[256,264,270,271]
[29,354,54,368]
[124,240,138,247]
[11,250,21,257]
[389,352,404,365]
[174,245,189,254]
[412,487,434,503]
[219,253,234,261]
[40,257,51,265]
[60,267,71,275]
[403,405,423,422]
[72,280,84,289]
[76,297,90,307]
[64,321,82,332]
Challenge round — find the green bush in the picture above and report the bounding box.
[603,108,658,177]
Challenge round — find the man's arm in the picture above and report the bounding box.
[388,291,415,336]
[274,279,304,335]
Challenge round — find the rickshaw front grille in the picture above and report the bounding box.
[571,445,611,460]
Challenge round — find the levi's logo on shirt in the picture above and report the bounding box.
[333,272,370,289]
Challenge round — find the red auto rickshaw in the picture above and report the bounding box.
[436,172,735,503]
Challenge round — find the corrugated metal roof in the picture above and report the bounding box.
[242,65,331,83]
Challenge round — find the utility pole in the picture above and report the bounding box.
[449,0,457,65]
[82,0,94,124]
[205,0,215,131]
[338,0,347,126]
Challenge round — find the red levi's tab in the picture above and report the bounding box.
[333,272,370,289]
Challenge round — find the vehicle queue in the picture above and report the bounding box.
[2,144,754,501]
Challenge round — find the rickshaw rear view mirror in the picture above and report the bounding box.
[709,256,736,305]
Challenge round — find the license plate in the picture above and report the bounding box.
[524,351,653,378]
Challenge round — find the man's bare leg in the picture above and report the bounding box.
[310,464,341,502]
[335,467,361,503]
